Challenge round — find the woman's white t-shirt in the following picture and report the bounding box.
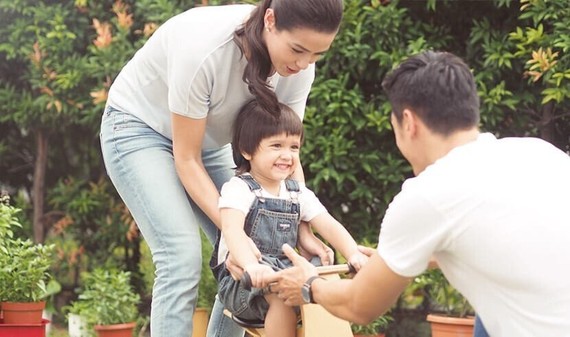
[107,4,315,149]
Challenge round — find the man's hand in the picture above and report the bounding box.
[297,222,334,265]
[264,243,318,306]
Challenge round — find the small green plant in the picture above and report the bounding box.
[198,230,218,311]
[74,268,140,326]
[415,268,474,318]
[0,196,55,303]
[351,314,393,336]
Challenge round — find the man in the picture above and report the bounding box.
[265,51,570,337]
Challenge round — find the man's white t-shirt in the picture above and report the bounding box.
[378,133,570,337]
[216,175,327,264]
[107,5,315,149]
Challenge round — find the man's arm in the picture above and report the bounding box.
[267,244,411,325]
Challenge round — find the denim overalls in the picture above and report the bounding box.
[214,174,304,321]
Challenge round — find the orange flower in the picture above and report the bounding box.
[29,41,43,67]
[93,18,112,48]
[113,0,133,30]
[47,99,63,113]
[117,11,133,29]
[90,87,108,105]
[143,22,158,37]
[525,47,559,82]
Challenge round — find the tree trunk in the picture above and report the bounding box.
[539,102,556,146]
[32,128,48,243]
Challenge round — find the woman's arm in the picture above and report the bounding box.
[221,208,259,268]
[171,113,223,228]
[221,207,271,287]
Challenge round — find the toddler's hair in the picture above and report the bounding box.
[232,100,304,174]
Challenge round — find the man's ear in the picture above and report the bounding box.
[401,108,418,136]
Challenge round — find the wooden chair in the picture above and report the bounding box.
[224,264,354,337]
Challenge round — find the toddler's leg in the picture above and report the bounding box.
[264,293,297,337]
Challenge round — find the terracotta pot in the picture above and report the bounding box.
[0,318,50,337]
[192,308,209,337]
[0,301,46,324]
[426,314,474,337]
[94,321,136,337]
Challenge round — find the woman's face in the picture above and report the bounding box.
[264,11,337,77]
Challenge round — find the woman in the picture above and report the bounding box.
[99,1,344,337]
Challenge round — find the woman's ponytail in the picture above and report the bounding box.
[234,0,280,117]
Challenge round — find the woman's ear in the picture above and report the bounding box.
[264,8,275,31]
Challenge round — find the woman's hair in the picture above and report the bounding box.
[232,100,304,174]
[382,51,480,136]
[234,0,343,114]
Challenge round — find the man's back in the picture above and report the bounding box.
[379,133,570,337]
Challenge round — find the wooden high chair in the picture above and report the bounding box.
[223,264,354,337]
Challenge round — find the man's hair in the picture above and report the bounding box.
[382,51,480,136]
[232,100,304,174]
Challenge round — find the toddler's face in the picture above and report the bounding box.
[246,132,301,184]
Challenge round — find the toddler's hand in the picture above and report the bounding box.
[348,251,369,272]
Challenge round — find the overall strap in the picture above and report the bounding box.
[284,179,300,215]
[284,178,300,203]
[237,174,263,199]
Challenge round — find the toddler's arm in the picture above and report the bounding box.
[309,213,369,271]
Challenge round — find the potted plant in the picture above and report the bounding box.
[415,268,475,337]
[351,314,393,337]
[0,196,55,328]
[72,268,140,337]
[64,300,93,337]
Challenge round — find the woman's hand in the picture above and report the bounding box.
[225,236,262,280]
[297,221,334,265]
[244,264,276,289]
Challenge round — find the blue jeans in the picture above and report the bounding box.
[100,106,244,337]
[473,315,489,337]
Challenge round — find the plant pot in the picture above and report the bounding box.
[192,307,209,337]
[68,313,90,337]
[94,321,136,337]
[353,334,386,337]
[0,318,50,337]
[0,301,46,324]
[426,314,474,337]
